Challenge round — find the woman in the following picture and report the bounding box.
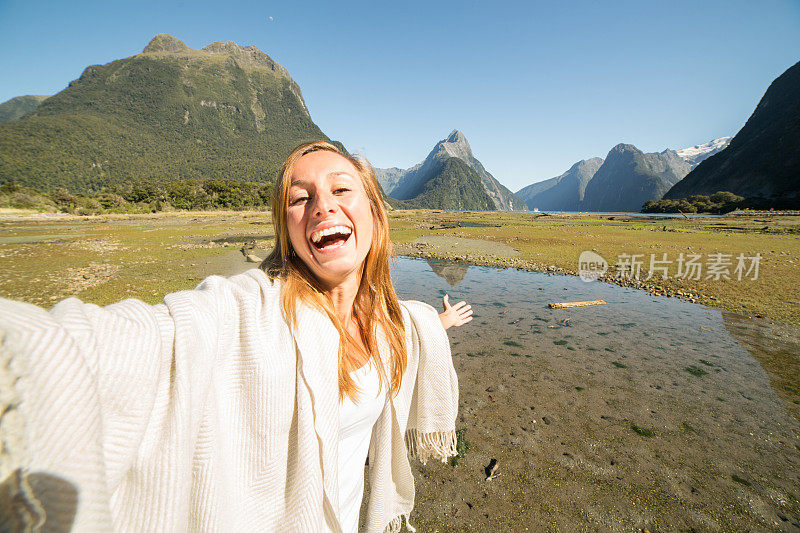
[0,141,472,532]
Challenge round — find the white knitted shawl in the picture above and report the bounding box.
[0,269,458,532]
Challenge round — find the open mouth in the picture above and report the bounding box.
[310,225,352,251]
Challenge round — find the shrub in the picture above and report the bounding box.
[51,188,79,211]
[449,428,471,466]
[642,191,746,214]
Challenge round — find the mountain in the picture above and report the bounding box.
[514,175,559,201]
[373,167,407,198]
[664,60,800,204]
[0,95,50,122]
[0,34,340,192]
[580,144,691,212]
[376,130,527,211]
[676,137,731,169]
[402,157,495,210]
[514,136,729,212]
[515,157,603,211]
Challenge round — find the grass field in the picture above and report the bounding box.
[0,209,798,325]
[389,210,800,325]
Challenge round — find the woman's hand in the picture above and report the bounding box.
[439,294,473,330]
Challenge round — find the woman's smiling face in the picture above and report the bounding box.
[286,150,374,289]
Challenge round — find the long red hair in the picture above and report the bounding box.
[262,141,407,400]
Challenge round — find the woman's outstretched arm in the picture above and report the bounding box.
[0,270,275,530]
[0,295,180,529]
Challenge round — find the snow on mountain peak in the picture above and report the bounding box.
[675,137,732,168]
[676,137,732,159]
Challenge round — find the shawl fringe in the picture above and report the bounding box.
[384,513,416,533]
[405,428,457,465]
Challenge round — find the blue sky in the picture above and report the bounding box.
[1,0,798,190]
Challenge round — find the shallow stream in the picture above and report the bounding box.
[387,256,800,531]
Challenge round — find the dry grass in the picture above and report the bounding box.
[388,210,800,325]
[1,209,798,325]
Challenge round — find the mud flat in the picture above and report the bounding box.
[363,257,800,531]
[0,211,274,306]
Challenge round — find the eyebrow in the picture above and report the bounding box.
[290,171,356,188]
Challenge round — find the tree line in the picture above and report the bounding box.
[0,178,274,215]
[642,191,744,214]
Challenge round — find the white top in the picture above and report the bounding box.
[337,362,387,532]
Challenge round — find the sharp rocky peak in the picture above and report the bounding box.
[435,129,473,161]
[446,129,467,144]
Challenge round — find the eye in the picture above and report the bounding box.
[290,195,309,206]
[334,187,351,194]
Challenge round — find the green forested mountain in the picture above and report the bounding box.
[664,60,800,206]
[0,95,50,123]
[0,34,341,192]
[403,157,496,210]
[375,130,526,211]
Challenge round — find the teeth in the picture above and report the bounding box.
[310,225,352,243]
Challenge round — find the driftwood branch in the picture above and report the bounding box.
[548,300,607,309]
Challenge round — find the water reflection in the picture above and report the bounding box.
[390,256,800,530]
[425,258,469,286]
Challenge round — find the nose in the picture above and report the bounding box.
[311,190,337,217]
